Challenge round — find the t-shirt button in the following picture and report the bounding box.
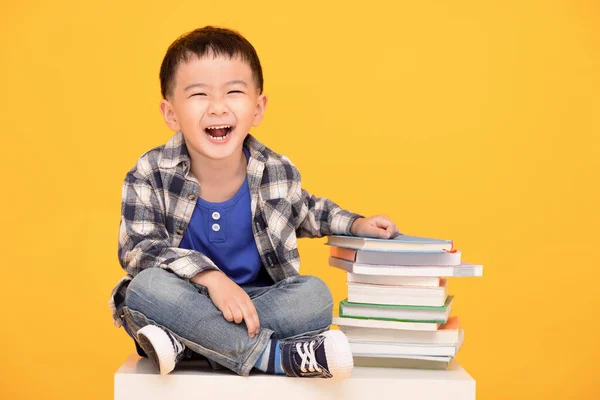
[212,211,221,220]
[176,228,185,235]
[188,194,196,201]
[211,223,221,232]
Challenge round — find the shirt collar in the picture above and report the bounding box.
[158,130,274,170]
[158,130,190,169]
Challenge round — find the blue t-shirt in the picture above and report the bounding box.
[178,148,272,286]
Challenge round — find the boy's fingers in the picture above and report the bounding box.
[374,218,400,239]
[386,223,399,236]
[222,306,234,322]
[375,218,393,228]
[244,303,261,337]
[240,304,257,336]
[247,316,259,338]
[364,225,387,238]
[251,307,260,336]
[232,305,244,324]
[364,222,390,238]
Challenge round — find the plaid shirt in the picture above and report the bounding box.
[108,131,362,328]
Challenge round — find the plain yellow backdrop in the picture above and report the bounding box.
[1,0,598,399]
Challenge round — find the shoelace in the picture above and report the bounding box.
[295,340,322,373]
[166,330,184,354]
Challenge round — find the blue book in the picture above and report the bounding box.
[325,234,454,252]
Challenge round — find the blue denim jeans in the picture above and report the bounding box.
[122,268,334,376]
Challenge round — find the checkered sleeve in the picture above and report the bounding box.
[288,165,363,238]
[118,173,220,279]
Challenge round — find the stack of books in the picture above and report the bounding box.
[327,234,483,370]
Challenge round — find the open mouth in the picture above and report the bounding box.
[205,125,233,141]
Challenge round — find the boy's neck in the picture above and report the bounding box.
[189,148,247,190]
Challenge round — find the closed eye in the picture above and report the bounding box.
[191,93,207,97]
[228,90,244,94]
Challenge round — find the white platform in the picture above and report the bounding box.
[115,353,476,400]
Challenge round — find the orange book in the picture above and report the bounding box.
[440,316,460,331]
[330,246,358,262]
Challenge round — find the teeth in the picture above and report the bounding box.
[205,125,232,141]
[207,132,229,141]
[206,125,231,130]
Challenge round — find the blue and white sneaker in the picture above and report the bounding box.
[280,330,353,380]
[136,325,185,375]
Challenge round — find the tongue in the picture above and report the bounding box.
[207,128,228,137]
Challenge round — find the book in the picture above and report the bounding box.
[333,316,440,331]
[325,234,454,252]
[330,246,462,266]
[353,355,452,370]
[348,273,441,287]
[340,317,462,344]
[348,280,448,307]
[329,256,483,277]
[339,296,453,323]
[349,330,464,357]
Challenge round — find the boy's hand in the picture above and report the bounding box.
[350,215,401,239]
[190,270,260,338]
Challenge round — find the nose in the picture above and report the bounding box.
[207,96,228,116]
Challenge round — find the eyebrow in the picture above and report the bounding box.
[184,80,248,91]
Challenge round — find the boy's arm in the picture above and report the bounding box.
[118,173,219,279]
[288,167,363,238]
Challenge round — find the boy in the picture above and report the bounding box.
[108,26,400,380]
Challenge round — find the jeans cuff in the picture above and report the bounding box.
[239,328,274,376]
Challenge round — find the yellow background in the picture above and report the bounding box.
[1,0,598,399]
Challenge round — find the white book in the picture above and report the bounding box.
[330,256,483,277]
[333,316,440,331]
[348,273,441,287]
[350,330,464,357]
[340,316,462,344]
[348,280,448,307]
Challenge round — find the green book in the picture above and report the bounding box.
[339,296,453,324]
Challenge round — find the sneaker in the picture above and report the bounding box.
[136,325,185,375]
[280,330,353,380]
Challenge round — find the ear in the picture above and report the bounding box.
[159,99,181,131]
[251,94,268,127]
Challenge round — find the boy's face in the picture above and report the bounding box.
[159,53,267,163]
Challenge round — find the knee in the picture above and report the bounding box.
[125,267,173,309]
[304,276,333,309]
[271,276,334,339]
[296,275,334,321]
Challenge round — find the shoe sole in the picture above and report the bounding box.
[322,330,354,380]
[137,325,177,375]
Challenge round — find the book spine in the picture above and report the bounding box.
[357,250,462,266]
[328,256,484,277]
